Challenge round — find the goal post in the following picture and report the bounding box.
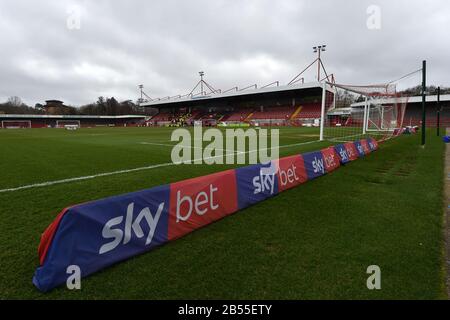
[319,81,327,141]
[1,120,32,129]
[56,120,81,128]
[321,82,408,142]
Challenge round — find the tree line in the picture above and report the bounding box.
[347,85,450,105]
[399,85,450,96]
[1,86,448,115]
[0,96,157,116]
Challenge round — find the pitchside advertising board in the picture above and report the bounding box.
[344,142,360,161]
[276,155,308,192]
[236,162,279,209]
[33,139,378,292]
[168,170,238,241]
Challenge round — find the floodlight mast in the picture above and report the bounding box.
[199,71,205,95]
[288,45,331,86]
[187,71,219,97]
[313,45,326,82]
[139,84,144,102]
[138,84,152,103]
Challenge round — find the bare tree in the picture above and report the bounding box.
[7,96,23,107]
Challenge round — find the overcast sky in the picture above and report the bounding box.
[0,0,448,106]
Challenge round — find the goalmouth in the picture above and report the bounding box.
[320,82,408,143]
[56,120,81,129]
[1,120,32,129]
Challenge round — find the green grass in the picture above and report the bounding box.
[0,127,445,299]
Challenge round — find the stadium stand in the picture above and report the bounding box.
[294,103,322,119]
[221,109,254,122]
[150,111,173,122]
[250,106,296,120]
[0,115,147,128]
[402,103,450,127]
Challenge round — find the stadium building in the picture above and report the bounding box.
[351,94,450,128]
[139,60,448,130]
[140,80,449,130]
[0,114,147,129]
[140,82,335,127]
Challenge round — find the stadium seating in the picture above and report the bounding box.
[250,106,295,120]
[402,103,450,127]
[31,120,47,128]
[145,103,450,127]
[151,111,173,122]
[294,103,322,119]
[190,110,203,120]
[221,109,254,122]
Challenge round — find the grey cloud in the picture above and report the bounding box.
[0,0,448,106]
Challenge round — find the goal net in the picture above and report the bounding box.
[1,120,32,129]
[323,83,408,142]
[56,120,81,129]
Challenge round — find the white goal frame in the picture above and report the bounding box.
[1,120,32,129]
[56,120,81,128]
[320,82,406,141]
[365,102,397,133]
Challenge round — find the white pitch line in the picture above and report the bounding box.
[0,139,320,194]
[0,162,174,194]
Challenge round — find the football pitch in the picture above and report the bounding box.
[0,127,446,299]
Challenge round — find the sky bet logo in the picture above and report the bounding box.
[312,156,325,174]
[279,163,301,185]
[253,171,276,195]
[348,148,355,158]
[323,152,337,169]
[338,147,349,163]
[322,147,340,172]
[303,152,326,180]
[168,170,238,240]
[175,184,219,222]
[357,145,364,155]
[277,155,307,192]
[235,164,279,210]
[345,144,357,160]
[99,202,165,254]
